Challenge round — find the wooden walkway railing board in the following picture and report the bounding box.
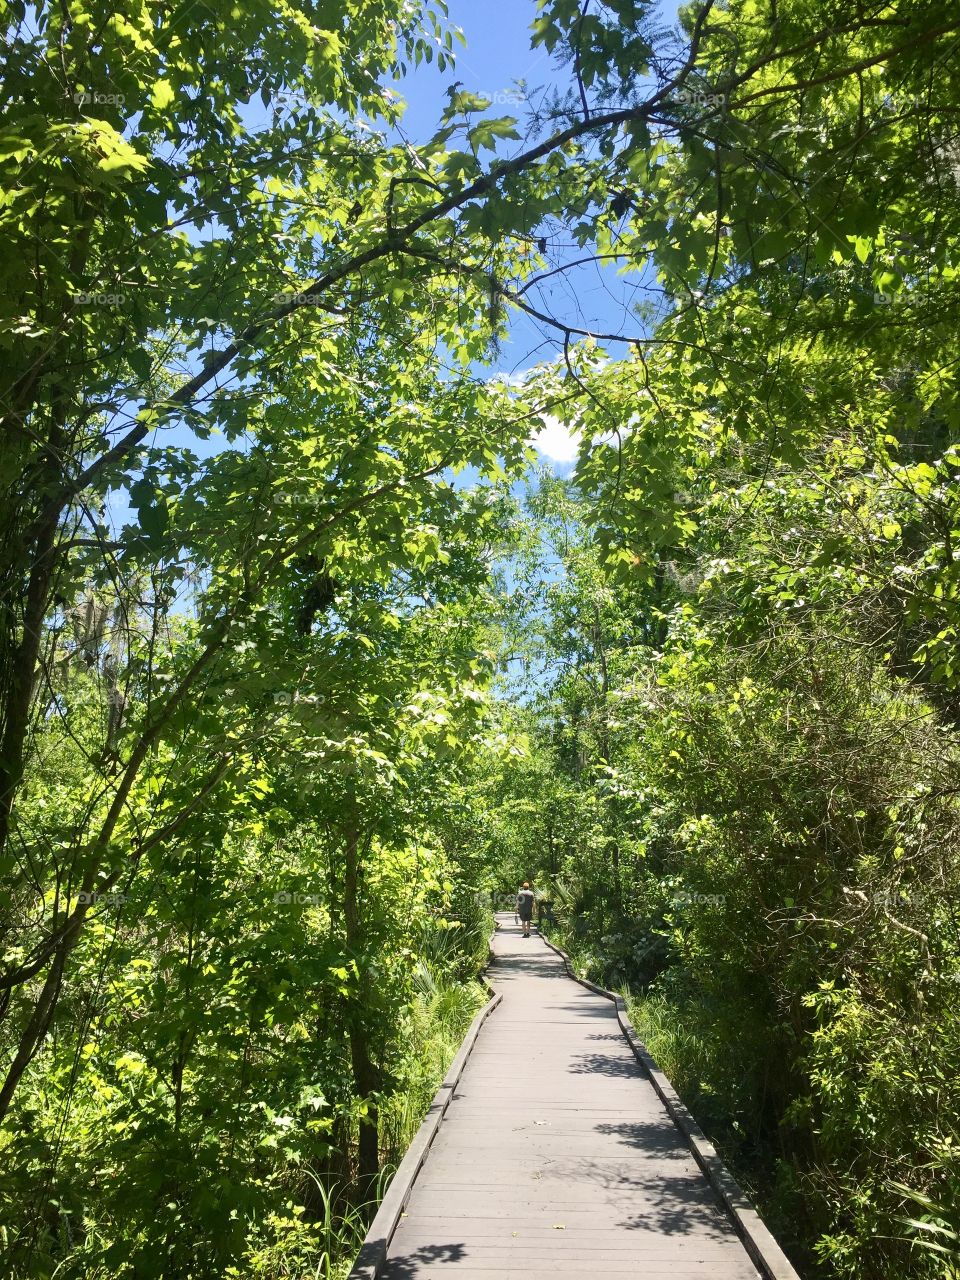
[351,915,799,1280]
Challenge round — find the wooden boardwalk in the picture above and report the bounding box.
[377,916,767,1279]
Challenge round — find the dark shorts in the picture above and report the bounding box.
[518,909,532,922]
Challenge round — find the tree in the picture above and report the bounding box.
[5,2,960,1274]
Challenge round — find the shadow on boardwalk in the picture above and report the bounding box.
[381,1243,468,1277]
[376,919,763,1279]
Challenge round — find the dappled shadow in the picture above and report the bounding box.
[381,1241,468,1277]
[568,1049,641,1078]
[594,1118,694,1159]
[375,934,749,1271]
[523,1000,618,1021]
[492,1153,733,1240]
[574,1119,736,1240]
[614,1173,735,1239]
[490,952,566,981]
[528,1158,730,1238]
[492,952,557,963]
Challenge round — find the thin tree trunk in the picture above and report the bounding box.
[0,520,57,858]
[0,938,67,1118]
[0,756,230,1121]
[343,821,380,1190]
[611,840,623,913]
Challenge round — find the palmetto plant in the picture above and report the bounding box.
[889,1179,960,1275]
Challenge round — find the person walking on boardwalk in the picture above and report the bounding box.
[516,881,535,938]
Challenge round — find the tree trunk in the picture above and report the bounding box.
[0,522,57,858]
[0,939,67,1119]
[349,1024,380,1191]
[343,820,380,1191]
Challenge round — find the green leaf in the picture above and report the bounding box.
[151,79,175,110]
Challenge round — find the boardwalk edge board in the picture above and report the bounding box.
[347,947,502,1280]
[540,932,802,1280]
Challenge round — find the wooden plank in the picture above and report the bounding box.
[346,981,502,1280]
[538,931,803,1280]
[354,916,792,1279]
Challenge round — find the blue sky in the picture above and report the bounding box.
[123,0,676,523]
[396,0,559,139]
[389,0,674,465]
[389,0,584,466]
[106,0,684,629]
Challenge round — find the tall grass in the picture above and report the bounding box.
[888,1181,960,1278]
[379,930,488,1164]
[227,938,490,1280]
[224,1175,375,1280]
[233,921,491,1280]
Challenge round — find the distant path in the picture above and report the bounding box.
[379,914,763,1278]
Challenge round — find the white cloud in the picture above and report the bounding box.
[531,414,581,464]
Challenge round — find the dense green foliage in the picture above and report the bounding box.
[3,0,960,1275]
[477,451,960,1277]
